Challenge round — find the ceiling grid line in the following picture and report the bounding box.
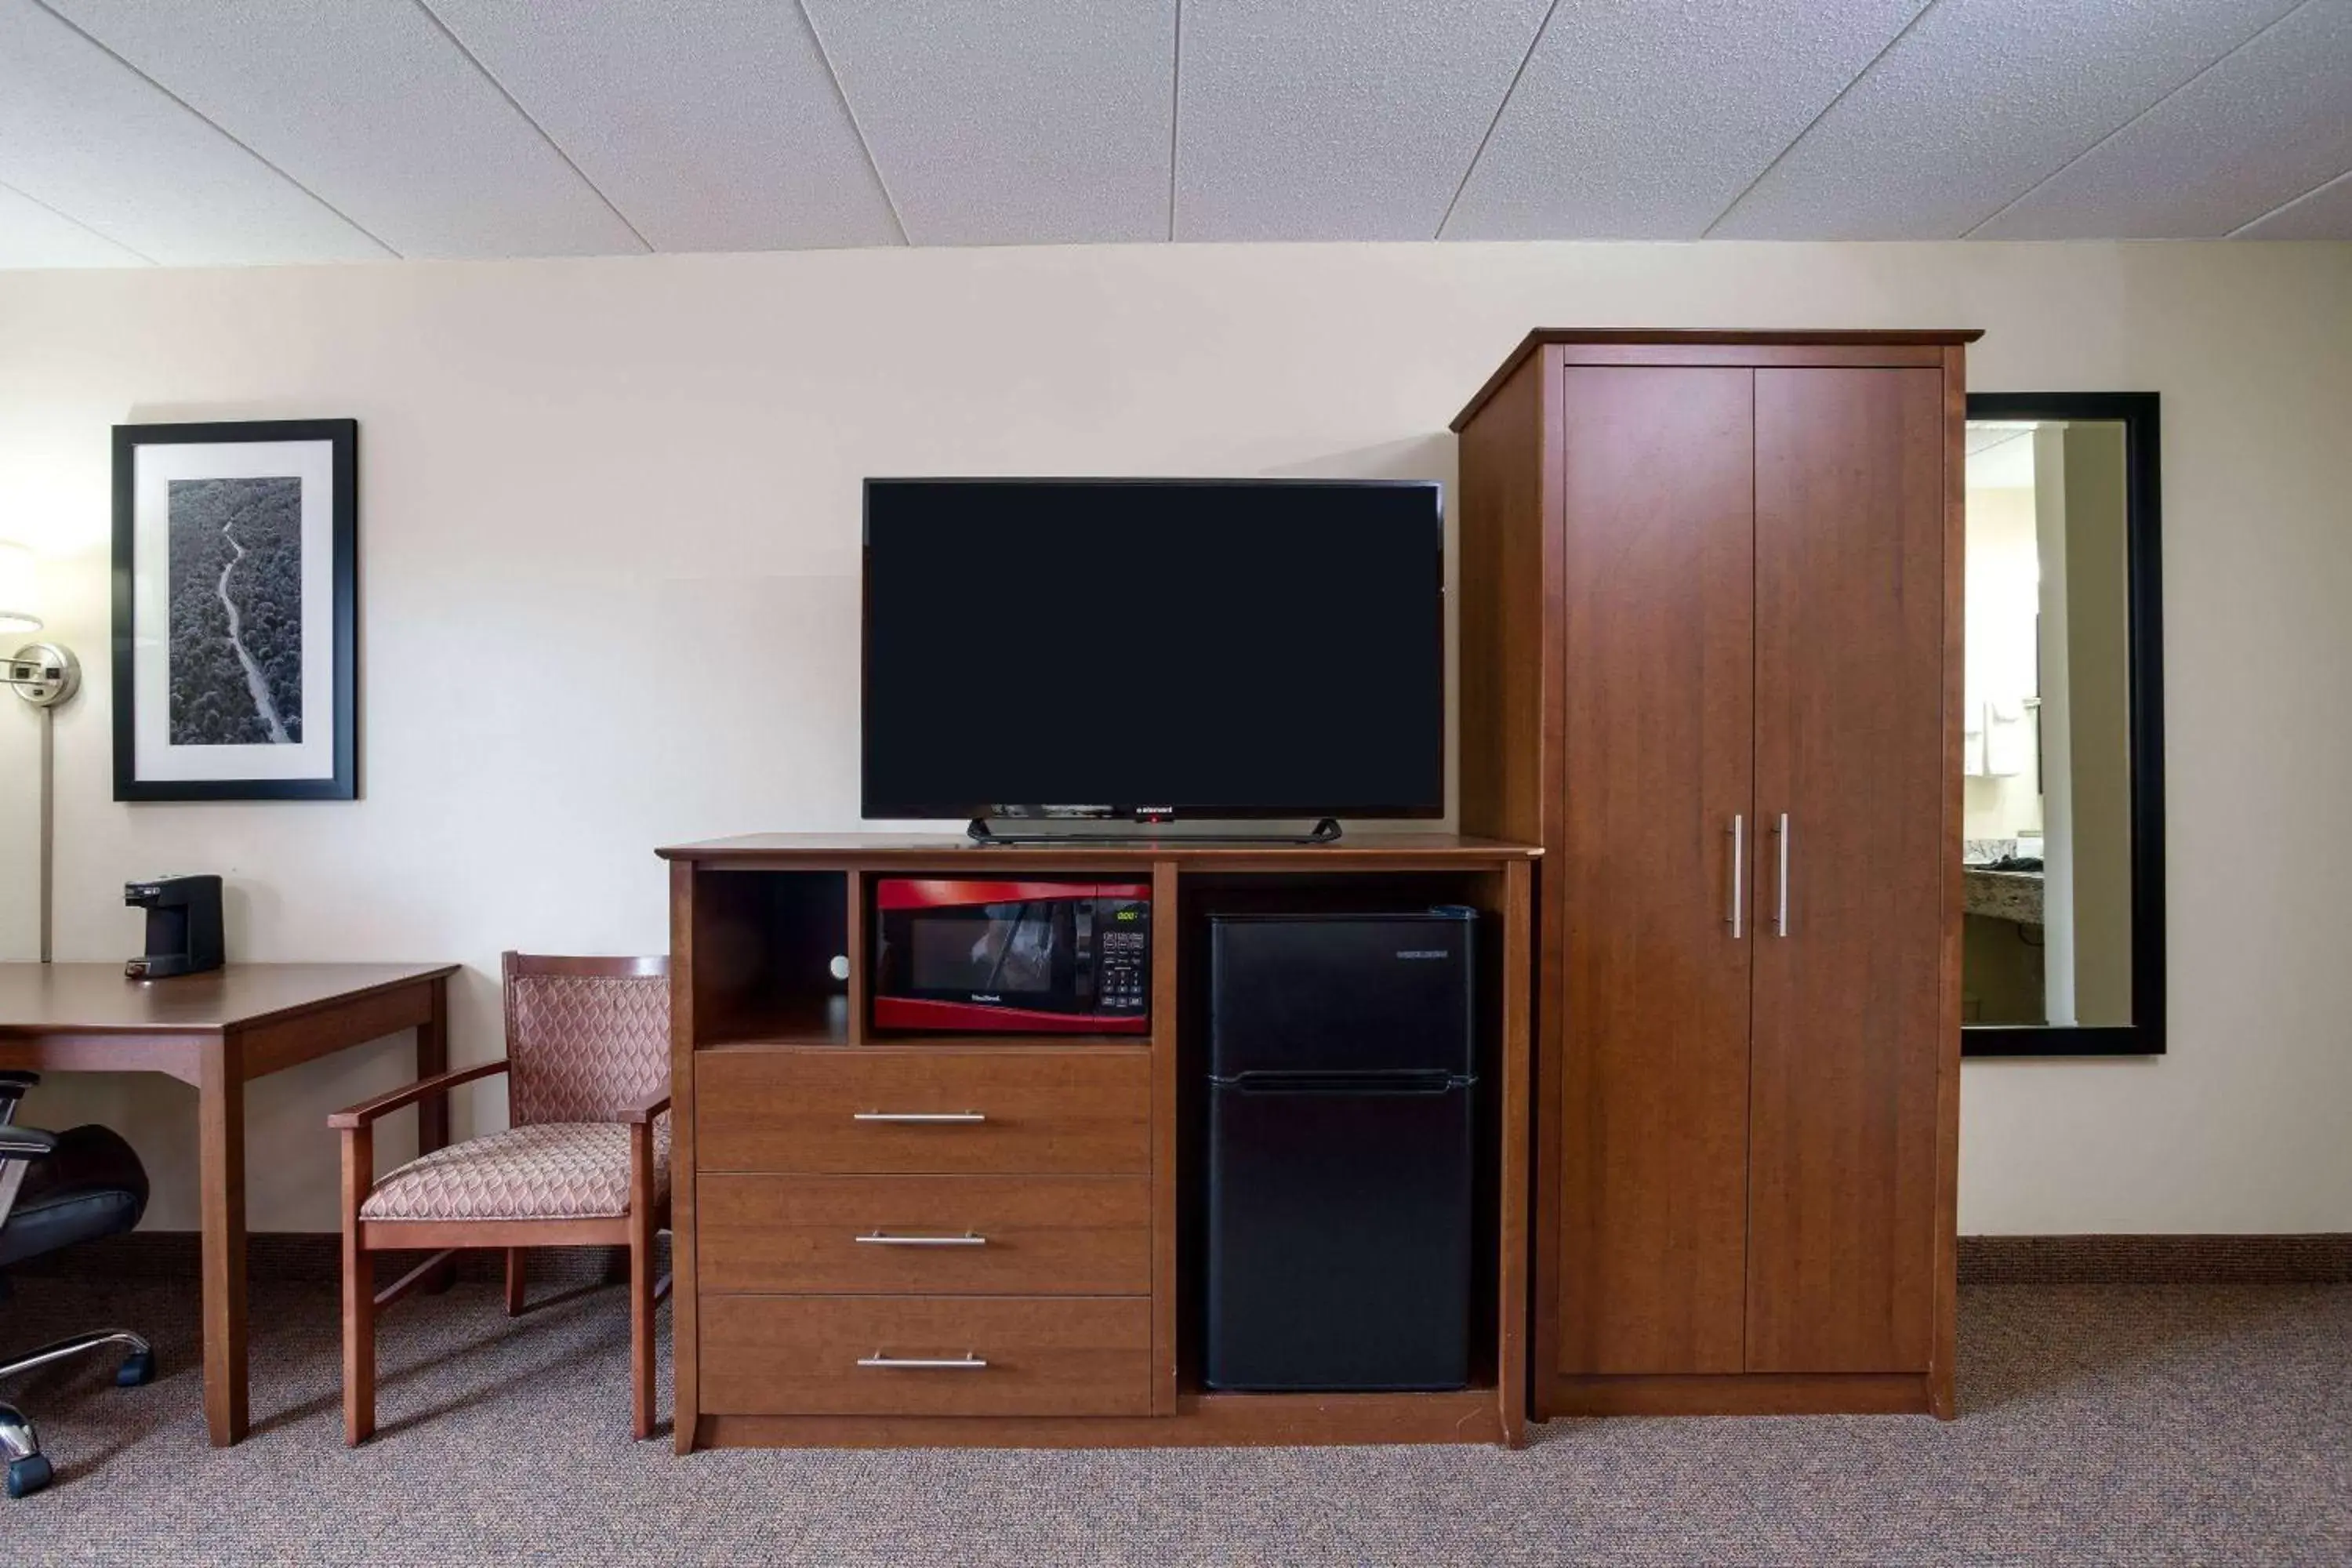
[1432,0,1563,239]
[406,0,653,254]
[1697,0,1946,240]
[0,173,158,265]
[25,0,401,259]
[1166,0,1184,242]
[793,0,910,247]
[1960,0,2320,238]
[2232,163,2352,235]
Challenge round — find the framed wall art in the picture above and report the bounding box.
[112,419,357,800]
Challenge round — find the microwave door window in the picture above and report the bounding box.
[907,901,1069,999]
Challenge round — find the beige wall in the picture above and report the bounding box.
[2,239,2347,1236]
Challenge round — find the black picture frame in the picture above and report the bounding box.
[1961,393,2164,1058]
[111,419,358,801]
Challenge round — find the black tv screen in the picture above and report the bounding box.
[863,479,1444,822]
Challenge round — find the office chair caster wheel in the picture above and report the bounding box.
[5,1454,52,1499]
[116,1349,155,1388]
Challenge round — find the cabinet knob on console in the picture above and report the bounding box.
[855,1231,988,1247]
[856,1352,989,1370]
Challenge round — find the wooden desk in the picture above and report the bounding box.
[0,962,459,1446]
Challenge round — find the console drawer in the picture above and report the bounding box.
[699,1174,1149,1295]
[699,1295,1151,1417]
[695,1047,1149,1174]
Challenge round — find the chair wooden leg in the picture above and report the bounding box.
[339,1128,376,1446]
[630,1221,656,1440]
[628,1120,657,1440]
[504,1248,527,1316]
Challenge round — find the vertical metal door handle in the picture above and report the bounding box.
[1774,813,1791,938]
[1726,815,1744,938]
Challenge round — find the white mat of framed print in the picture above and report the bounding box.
[112,419,357,800]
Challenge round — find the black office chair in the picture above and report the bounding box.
[0,1071,154,1499]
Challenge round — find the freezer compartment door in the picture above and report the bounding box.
[1207,912,1476,1076]
[1203,1077,1474,1392]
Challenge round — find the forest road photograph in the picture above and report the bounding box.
[165,474,303,747]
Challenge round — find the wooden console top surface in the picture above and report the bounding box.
[657,832,1540,869]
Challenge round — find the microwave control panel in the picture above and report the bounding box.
[1093,896,1152,1014]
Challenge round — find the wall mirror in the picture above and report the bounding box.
[1961,393,2164,1057]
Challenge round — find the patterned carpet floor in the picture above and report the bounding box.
[0,1273,2344,1565]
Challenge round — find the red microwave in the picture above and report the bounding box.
[872,879,1151,1034]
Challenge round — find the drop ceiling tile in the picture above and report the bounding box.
[0,0,382,266]
[45,0,647,259]
[420,0,899,252]
[1977,0,2352,238]
[801,0,1177,245]
[1714,0,2299,240]
[2236,166,2352,237]
[1174,0,1551,241]
[1443,0,1929,240]
[0,179,151,267]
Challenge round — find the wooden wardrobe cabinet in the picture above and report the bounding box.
[1454,331,1976,1419]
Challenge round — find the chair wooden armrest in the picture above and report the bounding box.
[328,1061,510,1130]
[619,1089,671,1126]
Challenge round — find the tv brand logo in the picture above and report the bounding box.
[1396,949,1450,960]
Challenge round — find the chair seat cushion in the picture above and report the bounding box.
[0,1125,151,1268]
[360,1121,669,1223]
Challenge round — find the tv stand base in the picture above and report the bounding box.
[965,817,1344,847]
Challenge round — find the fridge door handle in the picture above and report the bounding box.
[1218,1070,1460,1096]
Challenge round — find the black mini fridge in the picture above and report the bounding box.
[1203,908,1477,1392]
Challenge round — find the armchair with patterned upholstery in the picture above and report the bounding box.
[329,952,670,1444]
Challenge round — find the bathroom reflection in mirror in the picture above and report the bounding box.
[1962,394,2163,1056]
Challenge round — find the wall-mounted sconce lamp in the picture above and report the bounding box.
[3,541,80,709]
[3,539,80,964]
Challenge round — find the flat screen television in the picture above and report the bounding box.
[863,478,1444,823]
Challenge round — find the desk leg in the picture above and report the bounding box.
[199,1036,249,1447]
[415,978,457,1294]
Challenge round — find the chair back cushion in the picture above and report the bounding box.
[0,1124,150,1269]
[503,956,670,1127]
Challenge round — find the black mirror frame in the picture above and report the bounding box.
[1960,393,2165,1058]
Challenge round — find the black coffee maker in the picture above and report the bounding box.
[125,876,224,979]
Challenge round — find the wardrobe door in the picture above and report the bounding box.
[1747,367,1947,1373]
[1556,366,1755,1374]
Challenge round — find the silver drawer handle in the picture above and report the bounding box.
[855,1231,987,1247]
[852,1111,985,1124]
[857,1352,989,1370]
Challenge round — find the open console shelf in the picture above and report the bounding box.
[661,833,1539,1450]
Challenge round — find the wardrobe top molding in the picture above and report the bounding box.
[656,832,1541,872]
[1450,328,1986,430]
